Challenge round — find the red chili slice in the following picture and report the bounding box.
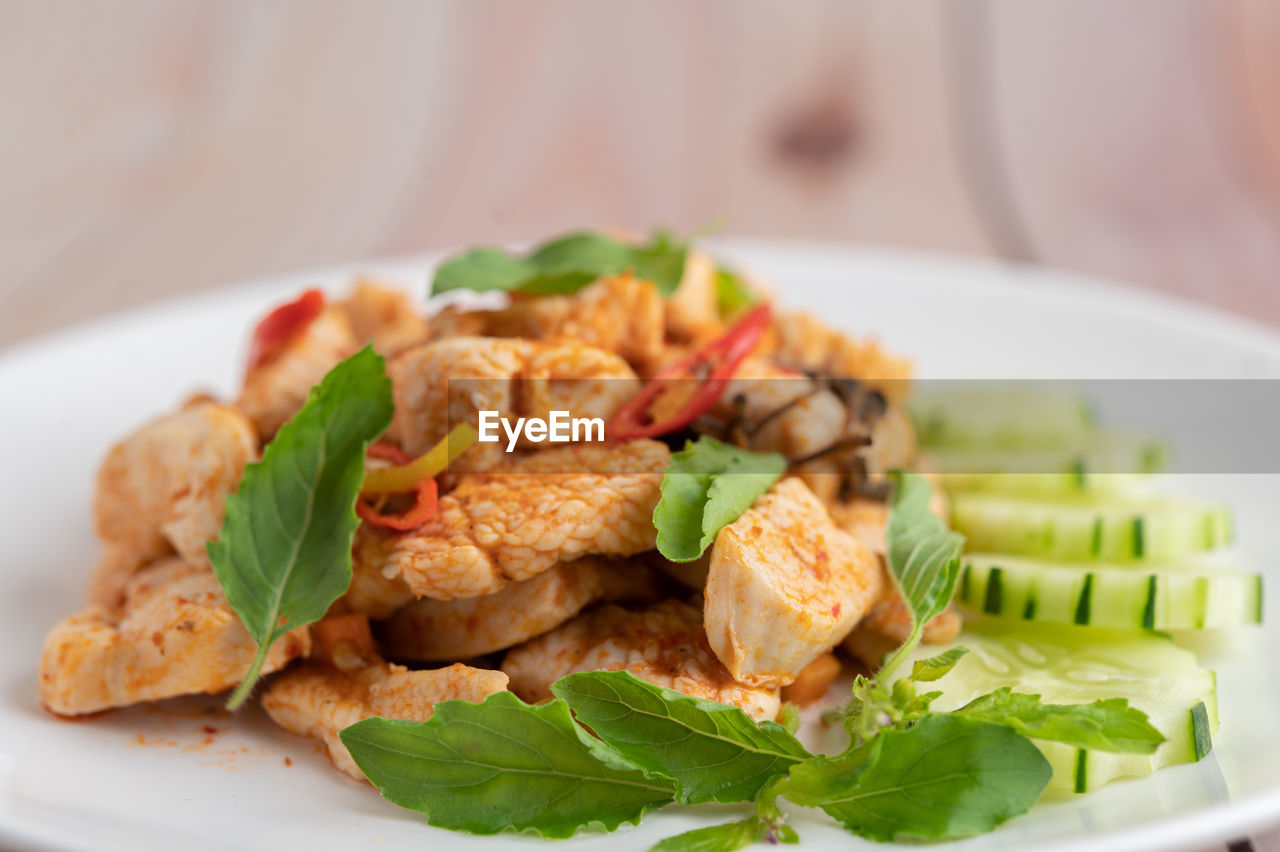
[365,443,413,465]
[357,478,438,531]
[357,443,439,531]
[246,289,326,371]
[607,303,772,441]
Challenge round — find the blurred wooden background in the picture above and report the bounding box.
[3,0,1280,349]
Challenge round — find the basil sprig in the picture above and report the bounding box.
[551,671,809,805]
[209,346,393,709]
[432,230,688,298]
[653,436,785,562]
[342,691,676,838]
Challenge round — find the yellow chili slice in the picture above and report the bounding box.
[361,423,478,496]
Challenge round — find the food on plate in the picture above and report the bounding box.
[379,555,660,661]
[88,401,256,607]
[41,557,309,716]
[502,599,781,721]
[37,232,1259,847]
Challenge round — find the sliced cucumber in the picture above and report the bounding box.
[957,553,1263,630]
[912,387,1096,449]
[927,431,1166,493]
[950,493,1232,562]
[933,469,1161,500]
[915,618,1219,793]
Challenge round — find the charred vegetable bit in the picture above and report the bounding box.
[696,368,894,499]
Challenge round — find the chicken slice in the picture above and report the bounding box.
[90,402,257,607]
[380,556,659,661]
[428,276,665,376]
[262,657,508,779]
[503,600,779,721]
[40,558,310,716]
[388,336,640,470]
[764,311,913,404]
[704,478,883,689]
[662,250,720,344]
[236,305,359,440]
[354,440,669,601]
[337,279,428,356]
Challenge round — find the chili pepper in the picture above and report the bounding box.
[607,303,772,441]
[246,289,326,371]
[357,443,440,531]
[361,423,478,496]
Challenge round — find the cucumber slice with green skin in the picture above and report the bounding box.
[934,470,1161,500]
[912,618,1219,794]
[927,432,1167,494]
[950,493,1233,562]
[957,553,1264,630]
[912,388,1097,449]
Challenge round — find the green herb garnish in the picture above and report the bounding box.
[432,230,689,298]
[341,691,675,838]
[771,714,1052,842]
[876,470,966,680]
[208,346,393,709]
[956,687,1164,754]
[653,436,785,562]
[552,671,808,805]
[715,268,759,317]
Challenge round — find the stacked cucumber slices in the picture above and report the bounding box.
[909,618,1218,794]
[911,387,1263,793]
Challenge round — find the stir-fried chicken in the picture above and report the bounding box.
[387,336,640,470]
[380,556,659,661]
[663,250,720,343]
[354,441,669,601]
[429,276,665,376]
[237,305,358,440]
[764,311,913,404]
[40,558,310,716]
[337,280,429,356]
[502,600,779,721]
[262,656,508,780]
[704,478,883,688]
[90,402,256,608]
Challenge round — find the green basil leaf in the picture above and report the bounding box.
[528,231,634,270]
[878,472,966,677]
[654,436,786,562]
[552,671,809,804]
[650,820,758,852]
[431,230,688,298]
[715,268,758,316]
[209,346,392,709]
[432,247,538,293]
[910,647,969,682]
[775,714,1051,842]
[957,687,1165,754]
[340,692,675,838]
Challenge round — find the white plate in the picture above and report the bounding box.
[1,241,1278,852]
